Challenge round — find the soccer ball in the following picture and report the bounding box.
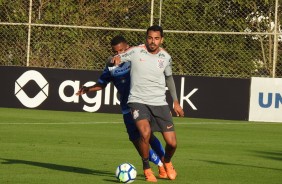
[115,163,137,183]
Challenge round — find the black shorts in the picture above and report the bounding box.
[128,103,175,132]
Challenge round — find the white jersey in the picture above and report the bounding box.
[119,44,173,105]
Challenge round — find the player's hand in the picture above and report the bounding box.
[173,101,184,117]
[76,86,89,96]
[111,55,121,66]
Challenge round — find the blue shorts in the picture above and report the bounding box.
[123,113,140,141]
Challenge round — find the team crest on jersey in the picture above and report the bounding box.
[132,109,139,119]
[158,53,165,58]
[157,60,165,68]
[140,49,148,54]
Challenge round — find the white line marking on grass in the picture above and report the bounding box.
[176,122,282,124]
[177,122,246,124]
[0,122,281,125]
[0,122,123,125]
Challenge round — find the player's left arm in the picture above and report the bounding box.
[165,75,184,117]
[164,58,184,117]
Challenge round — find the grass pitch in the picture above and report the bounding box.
[0,107,281,184]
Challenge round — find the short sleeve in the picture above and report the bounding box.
[164,58,173,76]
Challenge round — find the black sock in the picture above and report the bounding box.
[142,158,150,170]
[164,154,172,163]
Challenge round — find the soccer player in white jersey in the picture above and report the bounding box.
[77,35,183,180]
[112,26,184,182]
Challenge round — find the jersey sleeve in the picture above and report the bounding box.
[119,47,135,63]
[165,75,178,101]
[97,66,112,85]
[164,58,173,76]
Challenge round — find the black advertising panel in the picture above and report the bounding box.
[169,75,251,120]
[0,66,121,113]
[0,66,250,120]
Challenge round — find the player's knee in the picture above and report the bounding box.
[166,140,177,150]
[141,130,151,141]
[163,132,177,149]
[170,142,177,150]
[137,120,151,140]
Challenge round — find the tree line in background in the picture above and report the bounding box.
[0,0,281,78]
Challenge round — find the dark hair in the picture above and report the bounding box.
[146,25,164,37]
[110,35,127,46]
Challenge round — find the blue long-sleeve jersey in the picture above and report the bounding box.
[97,62,131,114]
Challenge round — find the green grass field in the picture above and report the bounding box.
[0,107,281,184]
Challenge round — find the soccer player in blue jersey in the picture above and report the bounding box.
[76,35,169,179]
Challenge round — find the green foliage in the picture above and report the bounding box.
[161,0,280,77]
[0,0,281,78]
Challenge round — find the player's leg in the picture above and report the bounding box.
[128,103,157,182]
[123,112,141,155]
[123,112,163,167]
[149,123,165,160]
[149,149,161,166]
[162,131,177,163]
[149,145,167,179]
[148,105,177,160]
[148,115,167,179]
[135,119,152,168]
[161,125,177,180]
[149,134,165,162]
[149,134,168,179]
[136,119,157,182]
[149,105,178,180]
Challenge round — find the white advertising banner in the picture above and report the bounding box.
[249,77,282,122]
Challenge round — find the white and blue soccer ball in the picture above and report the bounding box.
[115,163,137,183]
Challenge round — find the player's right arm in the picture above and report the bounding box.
[111,47,135,65]
[76,63,112,96]
[76,83,106,96]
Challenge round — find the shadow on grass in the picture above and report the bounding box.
[0,158,113,176]
[195,159,282,172]
[251,150,282,161]
[0,158,146,183]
